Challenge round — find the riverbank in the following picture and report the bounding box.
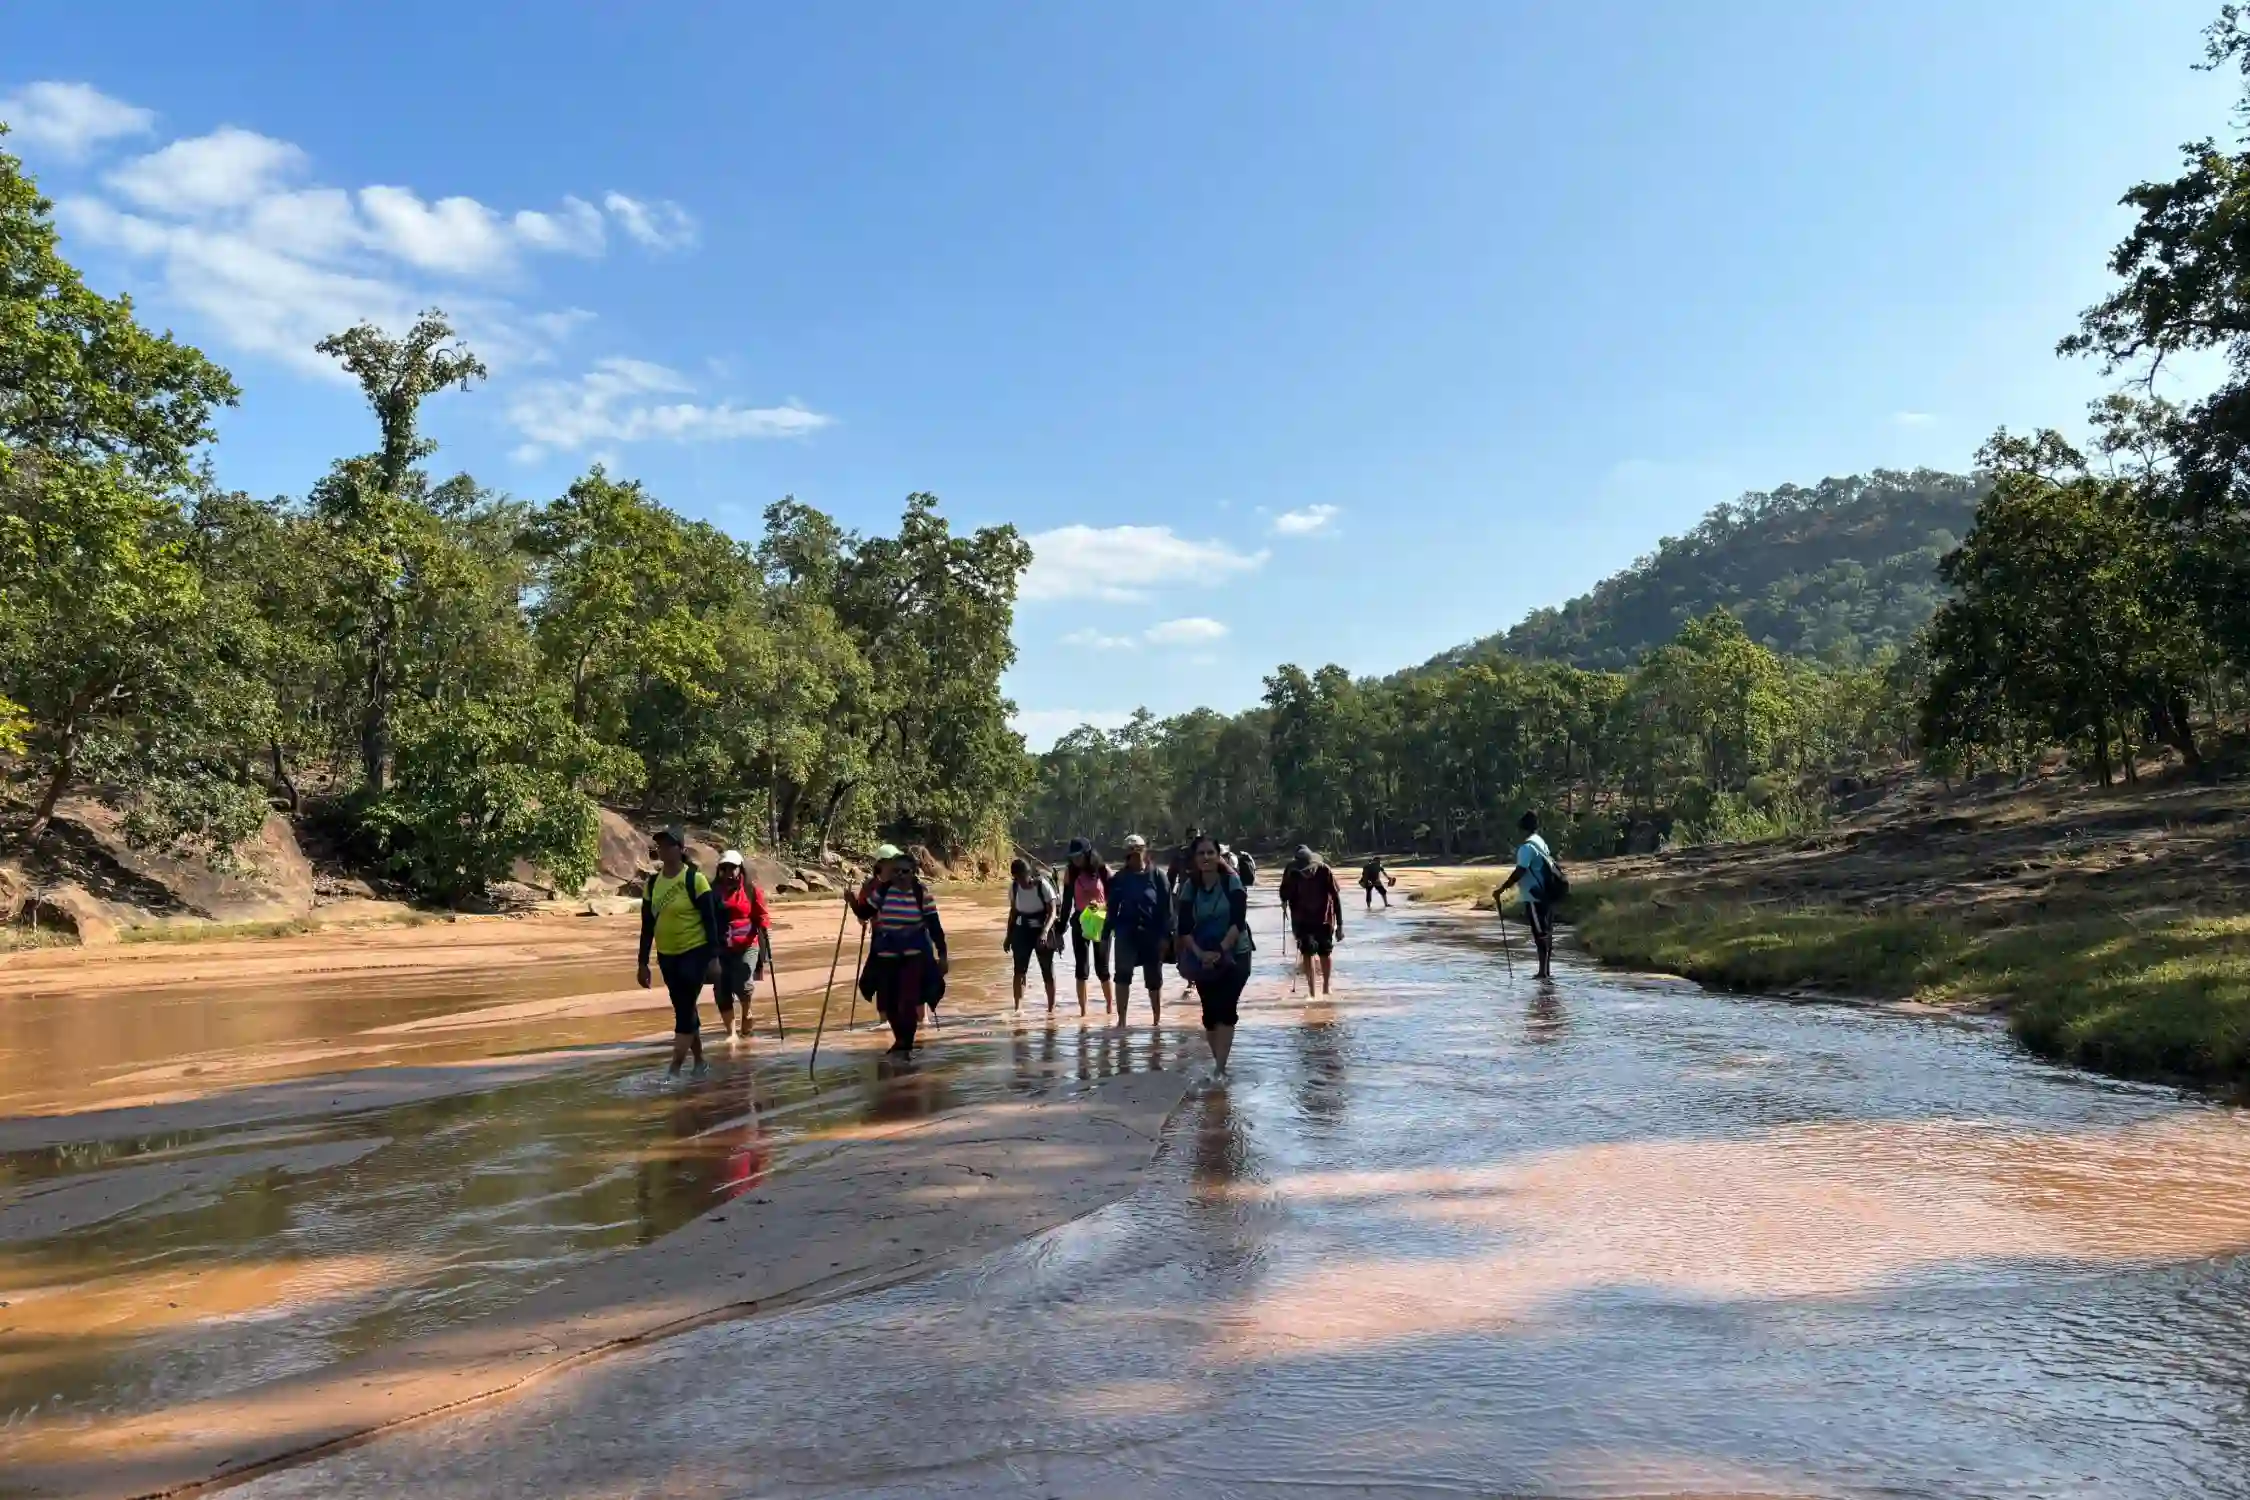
[1462,775,2250,1093]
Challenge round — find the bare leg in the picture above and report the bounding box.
[1319,953,1333,995]
[1100,976,1115,1016]
[1076,977,1088,1016]
[1299,951,1316,993]
[1208,1024,1235,1075]
[1147,980,1162,1028]
[669,1033,691,1076]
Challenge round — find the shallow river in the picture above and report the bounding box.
[8,894,2250,1497]
[211,895,2250,1500]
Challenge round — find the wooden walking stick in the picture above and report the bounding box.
[762,934,786,1041]
[808,898,852,1079]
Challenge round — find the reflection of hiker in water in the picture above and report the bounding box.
[1359,856,1394,908]
[849,844,950,1057]
[637,825,724,1079]
[1492,811,1563,981]
[1279,845,1344,997]
[1055,838,1113,1017]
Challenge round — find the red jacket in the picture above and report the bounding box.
[716,880,770,951]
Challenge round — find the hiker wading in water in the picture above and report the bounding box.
[1175,833,1253,1077]
[1005,857,1059,1010]
[1360,855,1395,908]
[1278,844,1344,997]
[850,845,950,1056]
[1056,837,1113,1017]
[712,850,770,1042]
[637,826,724,1078]
[1106,834,1174,1027]
[1494,811,1563,981]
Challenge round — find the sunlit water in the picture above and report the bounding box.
[215,898,2250,1500]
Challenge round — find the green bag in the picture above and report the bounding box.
[1078,904,1107,942]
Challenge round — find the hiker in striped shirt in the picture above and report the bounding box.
[848,843,951,1056]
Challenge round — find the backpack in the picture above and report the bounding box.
[1534,845,1571,902]
[1234,849,1257,885]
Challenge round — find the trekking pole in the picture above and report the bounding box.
[808,898,851,1079]
[1497,897,1515,981]
[847,921,869,1029]
[763,935,786,1041]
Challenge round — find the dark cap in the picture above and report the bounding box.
[655,825,687,848]
[1068,836,1091,856]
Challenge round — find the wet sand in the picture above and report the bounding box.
[9,890,2250,1498]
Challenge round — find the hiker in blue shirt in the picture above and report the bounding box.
[1106,834,1174,1027]
[1493,811,1561,980]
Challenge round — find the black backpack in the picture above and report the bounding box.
[1234,849,1258,885]
[1537,847,1571,902]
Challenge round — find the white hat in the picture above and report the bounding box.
[717,849,745,867]
[1123,833,1148,848]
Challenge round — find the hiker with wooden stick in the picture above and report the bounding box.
[848,844,950,1057]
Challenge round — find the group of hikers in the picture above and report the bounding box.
[636,810,1569,1078]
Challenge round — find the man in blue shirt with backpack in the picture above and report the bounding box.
[1494,811,1566,980]
[1107,834,1174,1026]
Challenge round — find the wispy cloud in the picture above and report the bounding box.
[1062,616,1231,651]
[1011,708,1133,751]
[1022,525,1267,604]
[1144,616,1228,645]
[0,81,153,159]
[1892,410,1937,428]
[41,87,703,381]
[506,356,831,459]
[1271,503,1340,537]
[603,192,698,251]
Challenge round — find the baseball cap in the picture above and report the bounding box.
[1123,833,1148,849]
[717,849,745,868]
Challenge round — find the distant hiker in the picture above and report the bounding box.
[1107,834,1174,1026]
[1278,844,1344,996]
[1055,838,1114,1017]
[637,826,724,1078]
[1169,826,1204,885]
[1360,856,1394,908]
[849,844,949,1056]
[712,850,770,1042]
[1175,833,1253,1077]
[1006,857,1059,1010]
[1493,811,1562,980]
[1233,847,1258,886]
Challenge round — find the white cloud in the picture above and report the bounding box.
[1011,708,1133,751]
[107,127,306,215]
[1144,616,1229,646]
[1271,503,1340,537]
[1021,524,1267,604]
[506,356,833,458]
[0,81,153,158]
[1893,410,1937,427]
[603,191,698,250]
[1063,629,1139,651]
[46,89,711,387]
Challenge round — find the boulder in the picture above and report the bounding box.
[907,843,948,880]
[49,799,313,923]
[37,882,122,945]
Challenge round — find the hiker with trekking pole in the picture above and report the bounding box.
[712,850,774,1042]
[1492,811,1567,981]
[1278,844,1344,998]
[847,844,950,1057]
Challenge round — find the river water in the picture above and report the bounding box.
[199,894,2250,1500]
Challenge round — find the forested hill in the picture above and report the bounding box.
[1414,469,1985,675]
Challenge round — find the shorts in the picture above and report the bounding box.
[1112,928,1165,989]
[657,947,712,1035]
[1009,924,1056,983]
[1193,954,1251,1029]
[1293,922,1334,957]
[1071,919,1112,982]
[1522,899,1554,942]
[718,947,755,1005]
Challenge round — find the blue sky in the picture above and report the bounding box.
[3,1,2235,746]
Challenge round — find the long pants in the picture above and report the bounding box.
[869,952,929,1051]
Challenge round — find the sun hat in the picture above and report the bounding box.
[874,842,905,862]
[717,849,744,868]
[1123,833,1148,849]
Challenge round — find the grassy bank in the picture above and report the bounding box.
[1567,878,2250,1091]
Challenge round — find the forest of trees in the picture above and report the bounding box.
[1422,470,1984,674]
[1022,9,2250,860]
[0,133,1027,899]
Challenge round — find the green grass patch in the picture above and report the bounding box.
[1569,879,2250,1089]
[1410,871,1505,907]
[116,911,435,945]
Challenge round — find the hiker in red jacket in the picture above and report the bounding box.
[713,850,771,1042]
[1277,845,1344,997]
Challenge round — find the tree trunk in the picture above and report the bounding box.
[360,601,394,795]
[816,778,856,859]
[24,753,74,846]
[2092,704,2113,788]
[270,739,301,811]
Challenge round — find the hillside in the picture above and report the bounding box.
[1418,469,1985,674]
